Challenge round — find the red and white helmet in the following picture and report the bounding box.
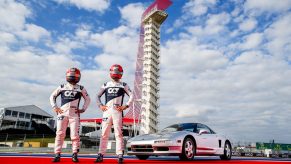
[66,68,81,84]
[110,64,123,80]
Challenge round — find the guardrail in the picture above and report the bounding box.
[0,133,128,154]
[0,125,34,131]
[0,147,117,154]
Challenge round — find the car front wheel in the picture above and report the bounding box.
[179,137,195,161]
[136,155,149,160]
[220,141,232,160]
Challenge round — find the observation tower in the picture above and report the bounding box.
[125,0,172,135]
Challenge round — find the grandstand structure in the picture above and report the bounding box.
[0,105,54,134]
[125,0,172,134]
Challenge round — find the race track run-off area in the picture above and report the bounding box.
[0,154,290,164]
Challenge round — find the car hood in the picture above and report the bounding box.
[130,131,187,141]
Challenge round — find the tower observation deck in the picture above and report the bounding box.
[125,0,172,135]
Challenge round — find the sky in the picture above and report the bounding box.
[0,0,291,144]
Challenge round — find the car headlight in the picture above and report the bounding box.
[154,139,171,144]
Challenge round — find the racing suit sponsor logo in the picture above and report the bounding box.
[64,90,78,97]
[61,90,82,106]
[108,88,120,94]
[105,87,125,103]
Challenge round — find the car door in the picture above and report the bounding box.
[195,123,219,154]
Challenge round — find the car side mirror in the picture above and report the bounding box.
[199,129,209,135]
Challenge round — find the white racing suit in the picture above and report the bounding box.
[50,83,91,154]
[96,81,133,155]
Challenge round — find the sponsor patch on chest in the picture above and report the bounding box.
[61,90,81,99]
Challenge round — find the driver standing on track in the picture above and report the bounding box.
[95,64,133,164]
[50,68,91,163]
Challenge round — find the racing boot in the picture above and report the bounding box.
[72,153,79,163]
[95,153,103,163]
[117,154,123,164]
[52,153,61,162]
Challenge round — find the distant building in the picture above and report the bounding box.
[0,105,54,133]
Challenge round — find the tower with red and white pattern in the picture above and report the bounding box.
[125,0,172,135]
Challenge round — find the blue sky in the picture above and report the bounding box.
[1,0,291,143]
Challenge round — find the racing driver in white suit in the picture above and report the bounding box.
[95,64,133,164]
[50,68,91,162]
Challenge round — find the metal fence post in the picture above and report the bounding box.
[5,133,8,146]
[41,134,44,147]
[23,134,26,147]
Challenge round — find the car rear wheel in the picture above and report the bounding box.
[179,137,195,161]
[136,155,149,160]
[220,141,232,160]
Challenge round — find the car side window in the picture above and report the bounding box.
[197,124,212,134]
[196,124,204,133]
[205,125,216,134]
[181,123,196,132]
[193,124,199,133]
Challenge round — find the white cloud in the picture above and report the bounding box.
[0,1,50,43]
[75,26,91,40]
[119,3,145,28]
[0,32,15,45]
[265,13,291,58]
[170,0,218,31]
[187,26,203,36]
[234,51,264,64]
[17,24,50,42]
[51,37,85,54]
[239,18,257,32]
[45,25,91,55]
[161,37,228,78]
[205,12,230,34]
[231,7,241,17]
[207,12,230,26]
[90,25,139,62]
[94,53,129,71]
[183,0,217,16]
[0,0,31,31]
[244,0,291,14]
[187,12,231,36]
[55,0,110,13]
[174,104,217,118]
[240,33,263,50]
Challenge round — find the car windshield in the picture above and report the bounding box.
[161,123,196,133]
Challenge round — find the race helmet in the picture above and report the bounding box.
[66,68,81,84]
[110,64,123,80]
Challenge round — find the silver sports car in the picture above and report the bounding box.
[126,123,232,161]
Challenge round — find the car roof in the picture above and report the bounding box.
[165,123,199,127]
[177,123,199,125]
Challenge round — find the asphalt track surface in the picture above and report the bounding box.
[0,153,290,164]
